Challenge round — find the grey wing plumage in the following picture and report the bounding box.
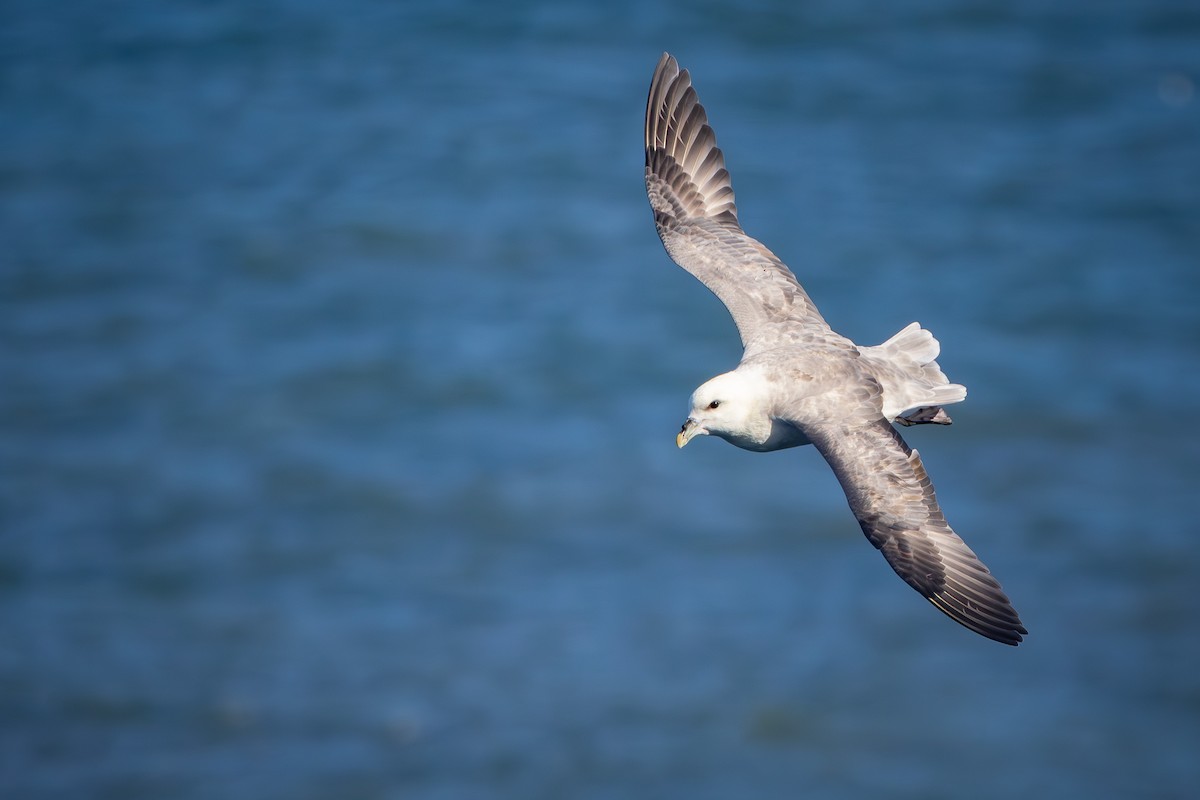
[644,53,828,348]
[809,418,1027,645]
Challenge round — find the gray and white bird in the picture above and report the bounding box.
[645,53,1026,645]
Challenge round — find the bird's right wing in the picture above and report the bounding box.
[645,53,829,348]
[807,417,1027,645]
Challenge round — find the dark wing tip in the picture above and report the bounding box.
[890,527,1028,646]
[644,52,738,226]
[894,445,1027,646]
[928,588,1027,646]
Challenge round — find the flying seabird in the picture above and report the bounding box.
[645,53,1026,645]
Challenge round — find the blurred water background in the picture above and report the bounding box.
[3,1,1199,798]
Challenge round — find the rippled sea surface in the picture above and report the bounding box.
[3,1,1199,798]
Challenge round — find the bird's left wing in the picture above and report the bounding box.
[806,417,1027,645]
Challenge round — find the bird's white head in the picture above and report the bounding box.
[676,370,773,450]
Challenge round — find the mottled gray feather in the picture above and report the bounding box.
[808,418,1027,645]
[644,53,829,349]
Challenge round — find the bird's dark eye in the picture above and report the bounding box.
[707,400,721,410]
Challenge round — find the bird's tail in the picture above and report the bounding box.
[867,322,966,424]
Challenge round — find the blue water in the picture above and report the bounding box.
[3,1,1199,798]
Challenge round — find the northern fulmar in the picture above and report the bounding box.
[645,53,1026,645]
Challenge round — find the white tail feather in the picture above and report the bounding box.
[864,322,967,422]
[881,321,941,366]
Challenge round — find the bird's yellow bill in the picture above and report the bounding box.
[677,419,700,448]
